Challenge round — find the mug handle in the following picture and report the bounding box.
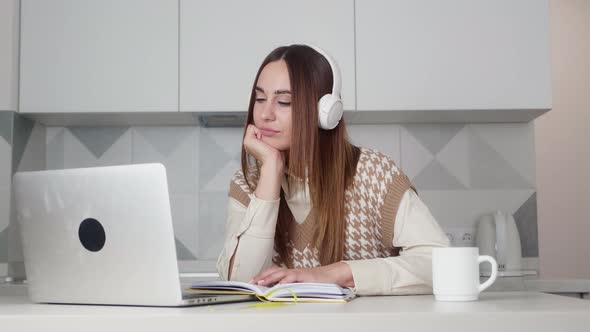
[478,255,498,293]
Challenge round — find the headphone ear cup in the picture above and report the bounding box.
[318,94,343,130]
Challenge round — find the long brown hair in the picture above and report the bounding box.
[241,45,361,267]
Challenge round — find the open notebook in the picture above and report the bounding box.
[188,281,356,303]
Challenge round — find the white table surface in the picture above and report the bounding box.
[481,276,590,293]
[524,278,590,293]
[1,284,590,332]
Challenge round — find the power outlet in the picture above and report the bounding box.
[445,227,475,247]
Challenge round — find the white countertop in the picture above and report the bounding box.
[1,284,590,332]
[482,276,590,294]
[524,278,590,293]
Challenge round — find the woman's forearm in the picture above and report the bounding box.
[254,157,284,200]
[226,157,283,280]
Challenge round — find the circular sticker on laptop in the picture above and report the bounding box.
[78,218,106,252]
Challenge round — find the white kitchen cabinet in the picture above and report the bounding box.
[19,0,178,113]
[355,0,552,112]
[180,0,355,112]
[0,0,19,111]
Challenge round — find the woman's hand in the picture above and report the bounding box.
[243,124,284,169]
[249,262,355,288]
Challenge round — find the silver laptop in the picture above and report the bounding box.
[12,163,253,307]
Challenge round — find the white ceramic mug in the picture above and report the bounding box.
[432,247,498,301]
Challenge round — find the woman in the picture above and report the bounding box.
[216,44,449,296]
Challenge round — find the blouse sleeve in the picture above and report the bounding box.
[343,189,450,295]
[216,177,280,281]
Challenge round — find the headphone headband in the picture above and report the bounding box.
[286,43,344,130]
[304,44,342,99]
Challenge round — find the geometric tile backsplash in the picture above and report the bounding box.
[399,123,537,257]
[0,118,538,274]
[0,112,46,278]
[0,112,13,265]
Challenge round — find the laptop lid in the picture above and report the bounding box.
[13,163,188,306]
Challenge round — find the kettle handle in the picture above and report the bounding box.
[478,255,498,293]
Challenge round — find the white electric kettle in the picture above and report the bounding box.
[475,211,523,277]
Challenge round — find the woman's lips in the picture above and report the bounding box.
[260,128,280,137]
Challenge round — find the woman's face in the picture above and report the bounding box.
[253,59,292,151]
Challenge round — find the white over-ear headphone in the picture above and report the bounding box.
[292,44,343,130]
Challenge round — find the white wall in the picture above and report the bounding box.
[536,0,590,278]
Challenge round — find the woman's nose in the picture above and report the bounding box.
[261,101,276,121]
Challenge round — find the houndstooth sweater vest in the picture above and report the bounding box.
[228,148,415,269]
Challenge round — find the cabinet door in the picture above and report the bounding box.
[180,0,355,112]
[355,0,552,111]
[20,0,178,113]
[0,0,19,111]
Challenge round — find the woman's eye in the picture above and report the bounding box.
[255,98,266,103]
[278,101,291,107]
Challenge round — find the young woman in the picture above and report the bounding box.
[216,44,450,296]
